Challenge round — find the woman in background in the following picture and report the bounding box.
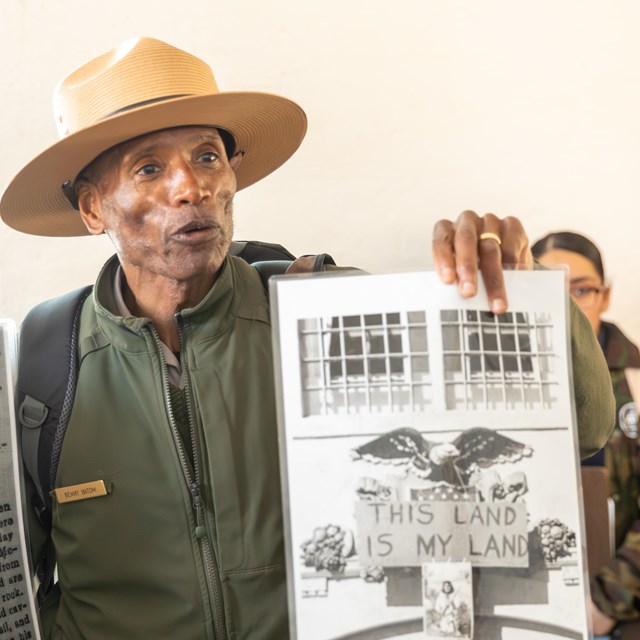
[533,231,640,636]
[533,231,640,546]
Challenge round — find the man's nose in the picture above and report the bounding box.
[169,163,211,206]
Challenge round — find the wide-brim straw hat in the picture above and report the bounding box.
[0,37,307,237]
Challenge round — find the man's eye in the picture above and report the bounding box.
[137,164,159,176]
[198,151,219,163]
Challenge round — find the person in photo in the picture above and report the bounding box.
[434,581,461,635]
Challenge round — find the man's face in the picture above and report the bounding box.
[78,126,239,283]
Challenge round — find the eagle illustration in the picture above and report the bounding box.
[351,427,532,486]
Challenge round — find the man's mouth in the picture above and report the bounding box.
[172,219,220,243]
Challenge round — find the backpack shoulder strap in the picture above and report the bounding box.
[229,239,297,262]
[17,285,93,517]
[251,260,294,289]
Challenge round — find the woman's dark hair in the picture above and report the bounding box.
[531,231,605,281]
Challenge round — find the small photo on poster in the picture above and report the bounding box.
[422,562,473,639]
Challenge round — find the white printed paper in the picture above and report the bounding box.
[0,320,41,640]
[271,269,589,640]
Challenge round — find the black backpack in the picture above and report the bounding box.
[15,240,333,601]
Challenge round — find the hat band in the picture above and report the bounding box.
[61,180,80,211]
[103,93,192,120]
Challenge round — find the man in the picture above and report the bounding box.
[0,37,614,639]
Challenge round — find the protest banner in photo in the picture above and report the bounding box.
[271,269,589,640]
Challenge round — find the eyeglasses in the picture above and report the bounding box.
[569,285,607,309]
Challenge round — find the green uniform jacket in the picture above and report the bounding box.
[569,302,617,459]
[590,322,640,624]
[592,520,640,625]
[601,321,640,548]
[38,255,286,639]
[28,256,614,639]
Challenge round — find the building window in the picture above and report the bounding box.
[299,311,430,416]
[441,310,556,410]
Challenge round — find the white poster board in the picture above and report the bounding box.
[271,269,589,640]
[0,320,41,640]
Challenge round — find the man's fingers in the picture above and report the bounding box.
[432,211,534,314]
[432,219,458,284]
[478,245,506,314]
[451,210,482,296]
[433,210,534,312]
[477,213,507,313]
[433,210,483,297]
[498,216,534,270]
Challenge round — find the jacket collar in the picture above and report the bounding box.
[600,320,640,370]
[91,253,241,348]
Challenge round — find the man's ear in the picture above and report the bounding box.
[76,182,106,235]
[229,150,245,172]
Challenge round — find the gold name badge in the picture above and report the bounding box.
[54,480,109,504]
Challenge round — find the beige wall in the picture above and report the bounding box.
[1,0,639,343]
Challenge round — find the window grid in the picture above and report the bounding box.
[441,310,556,410]
[299,312,430,416]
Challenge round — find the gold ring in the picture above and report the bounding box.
[479,232,502,246]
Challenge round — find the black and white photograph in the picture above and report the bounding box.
[422,562,473,639]
[271,269,589,639]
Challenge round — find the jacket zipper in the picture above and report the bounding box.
[151,325,226,640]
[178,317,228,640]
